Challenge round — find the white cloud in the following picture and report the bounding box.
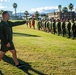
[0,0,10,2]
[29,6,76,13]
[0,3,6,9]
[72,6,76,11]
[0,0,10,9]
[5,0,10,2]
[29,6,58,13]
[0,0,3,2]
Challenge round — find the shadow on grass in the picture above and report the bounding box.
[13,32,41,37]
[2,55,46,75]
[0,70,3,75]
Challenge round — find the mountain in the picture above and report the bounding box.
[40,9,57,14]
[15,9,58,16]
[13,13,25,16]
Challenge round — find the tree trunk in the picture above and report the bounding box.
[70,10,72,20]
[60,11,61,20]
[15,8,16,17]
[26,15,27,20]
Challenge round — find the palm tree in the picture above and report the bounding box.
[24,11,29,20]
[34,11,40,20]
[58,5,62,19]
[68,3,74,19]
[62,7,68,19]
[58,5,62,12]
[13,3,17,17]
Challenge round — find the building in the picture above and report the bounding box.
[8,11,13,16]
[47,11,76,20]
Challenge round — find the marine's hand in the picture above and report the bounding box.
[6,43,10,47]
[23,20,27,23]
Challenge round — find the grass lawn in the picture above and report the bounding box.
[0,22,76,75]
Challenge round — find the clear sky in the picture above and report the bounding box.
[0,0,76,13]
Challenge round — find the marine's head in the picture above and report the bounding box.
[2,11,10,21]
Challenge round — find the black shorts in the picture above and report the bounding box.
[0,41,15,52]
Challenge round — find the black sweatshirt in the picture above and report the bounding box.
[0,20,26,45]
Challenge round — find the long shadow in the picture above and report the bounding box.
[2,55,46,75]
[13,32,41,37]
[0,70,4,75]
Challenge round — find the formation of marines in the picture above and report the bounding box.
[37,19,76,39]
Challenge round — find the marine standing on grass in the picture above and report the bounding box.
[49,19,52,33]
[46,20,50,32]
[44,20,47,32]
[67,19,71,38]
[57,19,61,36]
[29,19,31,28]
[62,19,66,37]
[72,20,76,39]
[32,19,35,29]
[52,19,56,34]
[37,20,41,30]
[0,11,26,68]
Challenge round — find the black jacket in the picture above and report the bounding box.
[72,23,76,31]
[62,22,66,29]
[67,22,71,30]
[0,20,26,45]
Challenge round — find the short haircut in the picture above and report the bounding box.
[2,11,8,16]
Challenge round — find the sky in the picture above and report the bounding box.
[0,0,76,13]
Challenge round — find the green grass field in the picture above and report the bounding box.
[0,22,76,75]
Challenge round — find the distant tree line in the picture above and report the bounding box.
[58,3,74,20]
